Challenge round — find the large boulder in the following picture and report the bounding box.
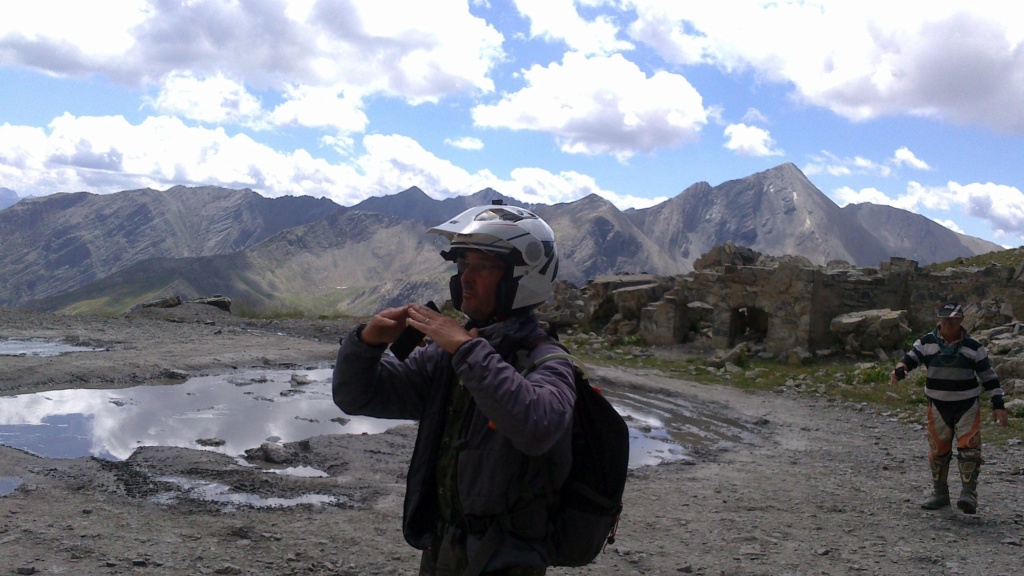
[830,309,911,355]
[192,295,232,312]
[139,295,183,309]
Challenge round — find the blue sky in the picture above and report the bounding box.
[1,0,1022,248]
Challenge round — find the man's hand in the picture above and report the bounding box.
[890,364,907,386]
[993,408,1008,427]
[359,306,413,346]
[406,303,476,354]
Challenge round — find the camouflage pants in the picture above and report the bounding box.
[418,535,546,576]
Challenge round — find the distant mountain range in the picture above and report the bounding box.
[0,187,19,211]
[0,163,1003,316]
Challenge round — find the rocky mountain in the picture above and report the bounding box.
[27,209,448,316]
[0,186,339,306]
[842,202,1001,264]
[5,163,1006,316]
[628,163,893,271]
[533,194,679,281]
[352,186,523,224]
[0,187,18,211]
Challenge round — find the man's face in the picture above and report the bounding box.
[456,250,508,322]
[938,316,963,338]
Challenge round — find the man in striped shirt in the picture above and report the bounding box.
[891,302,1008,514]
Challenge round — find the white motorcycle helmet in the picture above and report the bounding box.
[427,200,559,318]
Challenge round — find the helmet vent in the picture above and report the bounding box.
[524,240,543,263]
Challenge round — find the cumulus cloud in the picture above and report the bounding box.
[0,115,654,210]
[833,179,1024,241]
[934,218,965,234]
[723,123,783,157]
[472,52,708,160]
[150,72,266,127]
[267,85,369,133]
[513,0,634,56]
[623,1,1024,132]
[504,165,665,208]
[804,151,892,178]
[891,146,930,170]
[832,186,901,208]
[0,0,503,101]
[806,147,934,179]
[741,108,769,125]
[445,137,485,150]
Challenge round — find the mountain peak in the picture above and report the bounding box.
[0,187,19,211]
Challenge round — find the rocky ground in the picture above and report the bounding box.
[1,305,1022,575]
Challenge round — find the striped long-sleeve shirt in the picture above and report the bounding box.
[900,327,1004,409]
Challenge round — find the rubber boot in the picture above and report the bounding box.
[921,452,951,510]
[956,449,982,515]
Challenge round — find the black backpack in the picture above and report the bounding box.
[463,340,630,575]
[517,341,630,567]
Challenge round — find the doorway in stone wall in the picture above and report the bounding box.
[728,306,769,347]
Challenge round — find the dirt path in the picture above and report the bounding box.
[1,308,1022,575]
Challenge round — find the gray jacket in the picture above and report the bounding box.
[332,313,576,567]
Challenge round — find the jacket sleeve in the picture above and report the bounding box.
[973,345,1004,409]
[332,325,438,421]
[901,334,929,371]
[453,338,575,456]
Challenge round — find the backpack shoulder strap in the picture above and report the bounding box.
[515,336,586,379]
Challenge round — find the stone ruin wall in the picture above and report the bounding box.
[567,257,1024,356]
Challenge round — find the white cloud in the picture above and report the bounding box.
[445,137,485,150]
[951,181,1024,235]
[472,52,708,160]
[513,0,634,56]
[268,85,369,133]
[0,116,651,211]
[0,1,149,63]
[623,1,1024,132]
[891,147,930,170]
[723,123,783,157]
[503,166,664,209]
[0,113,361,199]
[804,151,891,178]
[934,218,965,234]
[0,0,504,102]
[150,72,266,127]
[832,186,900,208]
[741,108,769,125]
[834,179,1024,240]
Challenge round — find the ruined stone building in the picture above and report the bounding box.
[567,245,1024,357]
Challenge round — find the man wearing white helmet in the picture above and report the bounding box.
[333,201,575,575]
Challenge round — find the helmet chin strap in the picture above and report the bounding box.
[448,273,463,311]
[448,270,519,327]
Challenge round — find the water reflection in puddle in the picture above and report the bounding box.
[0,369,407,461]
[0,476,21,496]
[600,386,753,468]
[0,369,754,470]
[0,339,103,357]
[152,476,340,509]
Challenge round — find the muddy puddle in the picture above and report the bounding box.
[0,368,755,499]
[0,339,104,357]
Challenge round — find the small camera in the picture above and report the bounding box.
[389,301,439,361]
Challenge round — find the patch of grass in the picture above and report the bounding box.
[924,246,1024,270]
[562,334,1023,446]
